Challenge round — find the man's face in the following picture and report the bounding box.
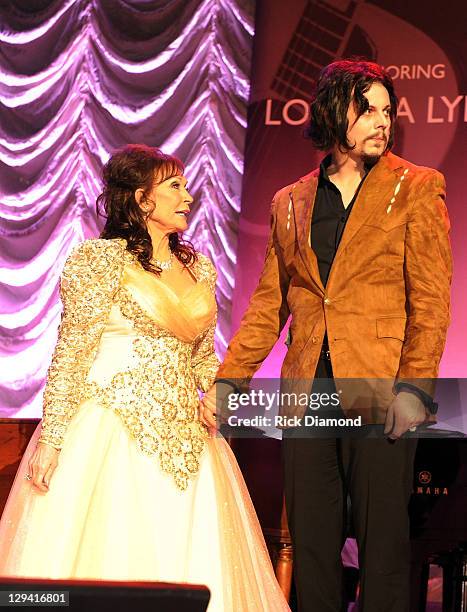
[346,82,391,163]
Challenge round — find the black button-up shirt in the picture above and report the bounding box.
[310,155,368,361]
[310,155,368,288]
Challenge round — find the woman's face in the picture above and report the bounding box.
[137,173,194,234]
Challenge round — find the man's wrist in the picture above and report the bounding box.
[394,382,438,415]
[214,378,239,393]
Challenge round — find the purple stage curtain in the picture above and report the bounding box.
[0,0,254,416]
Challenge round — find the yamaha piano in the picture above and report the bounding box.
[228,430,467,611]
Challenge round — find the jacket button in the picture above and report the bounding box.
[311,336,318,344]
[324,297,331,305]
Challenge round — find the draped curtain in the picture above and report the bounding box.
[0,0,254,415]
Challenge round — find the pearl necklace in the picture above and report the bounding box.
[152,251,174,271]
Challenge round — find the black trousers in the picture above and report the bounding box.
[282,358,417,612]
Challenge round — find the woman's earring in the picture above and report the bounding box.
[142,197,155,216]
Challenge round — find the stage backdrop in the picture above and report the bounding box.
[232,0,467,432]
[0,0,254,416]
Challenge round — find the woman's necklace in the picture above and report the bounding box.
[152,251,174,271]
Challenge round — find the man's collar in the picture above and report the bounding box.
[319,153,379,182]
[298,151,404,187]
[319,154,333,182]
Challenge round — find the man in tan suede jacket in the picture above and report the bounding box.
[201,60,452,612]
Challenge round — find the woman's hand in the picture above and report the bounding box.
[199,388,217,436]
[27,442,60,492]
[199,382,235,436]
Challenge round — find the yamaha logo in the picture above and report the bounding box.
[415,470,448,496]
[419,471,432,484]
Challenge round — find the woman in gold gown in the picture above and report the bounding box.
[0,145,290,611]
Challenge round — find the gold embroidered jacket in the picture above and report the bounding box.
[39,238,219,490]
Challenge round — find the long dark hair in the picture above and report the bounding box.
[97,144,197,274]
[305,59,398,152]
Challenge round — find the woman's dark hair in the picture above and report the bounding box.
[305,59,398,151]
[97,144,197,274]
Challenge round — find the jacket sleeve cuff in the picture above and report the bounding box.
[214,378,240,393]
[394,382,438,414]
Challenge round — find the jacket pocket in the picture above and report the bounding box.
[363,219,407,234]
[376,317,407,341]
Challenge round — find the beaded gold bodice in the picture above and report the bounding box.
[39,238,219,490]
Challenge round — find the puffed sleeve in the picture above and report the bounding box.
[38,239,125,450]
[191,255,220,392]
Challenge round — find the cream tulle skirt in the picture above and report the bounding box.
[0,400,289,611]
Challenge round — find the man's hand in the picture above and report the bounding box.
[384,391,428,440]
[199,382,234,435]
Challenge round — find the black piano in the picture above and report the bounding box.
[410,436,467,611]
[228,432,467,611]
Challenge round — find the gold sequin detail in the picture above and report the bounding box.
[39,239,219,491]
[39,239,125,450]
